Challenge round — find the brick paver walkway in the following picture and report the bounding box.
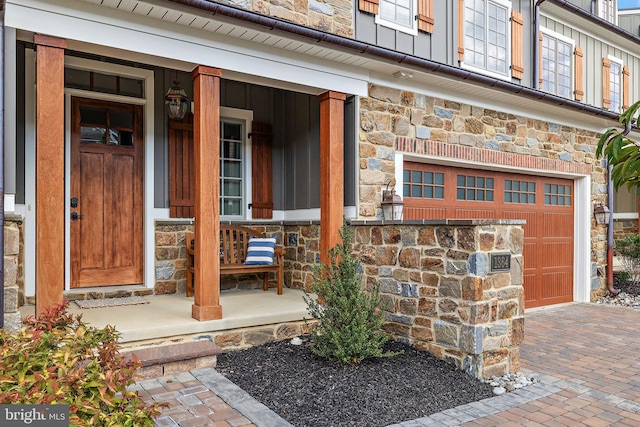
[138,303,640,426]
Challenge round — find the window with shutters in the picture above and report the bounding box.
[598,0,617,24]
[462,0,512,80]
[540,29,574,99]
[220,118,245,217]
[169,107,259,219]
[608,56,624,113]
[375,0,418,35]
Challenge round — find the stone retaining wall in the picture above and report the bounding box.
[154,219,523,379]
[350,220,524,379]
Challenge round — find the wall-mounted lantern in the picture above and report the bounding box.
[594,203,611,225]
[165,80,189,120]
[381,181,404,221]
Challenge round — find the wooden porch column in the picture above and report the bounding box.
[319,91,346,265]
[35,34,66,315]
[191,65,223,320]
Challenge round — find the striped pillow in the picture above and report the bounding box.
[245,237,276,265]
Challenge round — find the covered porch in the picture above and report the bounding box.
[20,288,310,347]
[7,0,366,323]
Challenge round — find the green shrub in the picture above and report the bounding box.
[0,302,167,426]
[615,234,640,286]
[304,222,399,364]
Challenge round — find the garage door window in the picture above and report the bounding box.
[457,175,494,201]
[403,169,444,199]
[544,183,572,206]
[505,180,536,204]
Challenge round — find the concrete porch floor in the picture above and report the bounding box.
[19,288,309,345]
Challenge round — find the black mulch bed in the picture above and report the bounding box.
[614,276,640,295]
[216,338,493,427]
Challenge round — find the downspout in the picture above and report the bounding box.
[533,0,547,89]
[607,163,618,295]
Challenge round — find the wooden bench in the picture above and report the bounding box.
[186,225,284,297]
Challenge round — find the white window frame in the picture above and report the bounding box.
[375,0,418,36]
[461,0,512,81]
[598,0,617,24]
[219,107,253,220]
[540,28,575,99]
[608,55,624,113]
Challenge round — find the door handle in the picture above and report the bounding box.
[71,212,81,221]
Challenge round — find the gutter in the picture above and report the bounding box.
[546,0,640,46]
[167,0,620,122]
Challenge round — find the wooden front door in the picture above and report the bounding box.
[70,98,143,288]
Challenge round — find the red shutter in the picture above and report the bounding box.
[417,0,434,33]
[602,58,611,109]
[168,114,195,218]
[574,46,584,101]
[251,122,274,219]
[359,0,379,15]
[511,10,524,79]
[458,0,465,61]
[623,65,630,110]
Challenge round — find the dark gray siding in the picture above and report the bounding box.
[355,0,535,87]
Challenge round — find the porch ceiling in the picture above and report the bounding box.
[81,0,372,69]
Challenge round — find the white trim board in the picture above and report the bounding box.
[6,0,369,97]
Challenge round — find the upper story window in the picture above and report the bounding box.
[540,29,574,99]
[598,0,617,24]
[609,59,622,113]
[462,0,511,79]
[375,0,418,35]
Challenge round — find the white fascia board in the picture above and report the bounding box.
[6,0,368,97]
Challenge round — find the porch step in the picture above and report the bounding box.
[123,340,222,379]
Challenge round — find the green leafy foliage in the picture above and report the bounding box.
[596,100,640,191]
[304,222,400,364]
[0,302,167,426]
[615,234,640,286]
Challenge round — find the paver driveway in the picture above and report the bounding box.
[460,303,640,426]
[137,303,640,426]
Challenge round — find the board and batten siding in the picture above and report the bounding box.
[539,15,639,112]
[155,75,356,215]
[355,0,534,86]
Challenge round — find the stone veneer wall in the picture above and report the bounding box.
[4,216,23,332]
[155,219,523,379]
[154,221,321,294]
[358,84,608,300]
[222,0,353,37]
[350,220,524,379]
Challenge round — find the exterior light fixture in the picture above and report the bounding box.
[392,71,413,80]
[381,181,404,221]
[594,203,611,225]
[165,79,189,120]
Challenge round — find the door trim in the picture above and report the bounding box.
[63,56,154,291]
